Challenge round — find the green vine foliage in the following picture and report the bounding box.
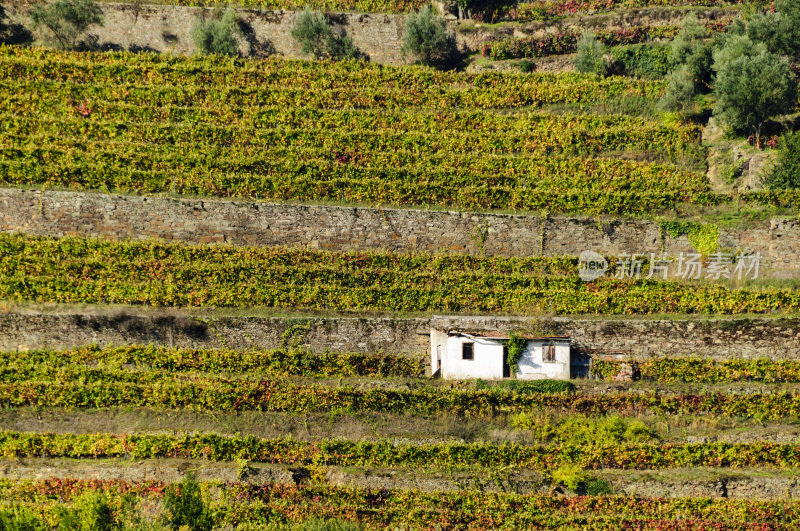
[280,321,313,349]
[2,431,800,470]
[661,221,719,255]
[5,234,800,316]
[511,413,657,446]
[4,46,800,213]
[2,345,425,378]
[4,375,800,419]
[475,379,575,394]
[594,357,800,383]
[0,45,722,217]
[506,333,527,375]
[4,478,800,529]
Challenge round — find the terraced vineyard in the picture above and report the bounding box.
[1,233,796,314]
[0,45,716,215]
[1,2,800,527]
[4,46,798,214]
[2,229,800,527]
[6,479,800,529]
[4,344,800,527]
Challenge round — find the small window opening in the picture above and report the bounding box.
[462,342,474,360]
[543,344,556,363]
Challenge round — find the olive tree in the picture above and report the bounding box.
[30,0,103,50]
[657,14,713,112]
[712,36,797,147]
[669,13,713,87]
[402,5,457,68]
[191,7,242,57]
[746,0,800,60]
[656,64,696,113]
[291,7,358,61]
[574,32,608,75]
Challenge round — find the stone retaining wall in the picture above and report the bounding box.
[3,309,799,362]
[6,2,409,63]
[5,2,738,64]
[1,188,798,278]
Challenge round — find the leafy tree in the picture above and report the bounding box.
[161,473,212,531]
[656,64,696,113]
[668,13,713,90]
[402,4,457,68]
[764,132,800,189]
[324,30,358,61]
[291,7,359,61]
[574,32,608,76]
[746,0,800,60]
[712,36,797,146]
[29,0,103,50]
[191,7,242,57]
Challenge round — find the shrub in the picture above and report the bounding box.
[292,519,363,531]
[712,36,797,146]
[584,477,613,495]
[551,465,590,492]
[55,491,115,531]
[117,492,161,531]
[518,59,535,72]
[29,0,103,50]
[611,43,671,79]
[191,7,242,57]
[574,32,607,75]
[764,132,800,189]
[402,4,457,68]
[162,474,212,531]
[550,465,612,495]
[456,0,510,21]
[292,8,329,59]
[291,8,359,61]
[325,31,358,61]
[0,505,46,531]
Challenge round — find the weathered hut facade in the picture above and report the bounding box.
[430,329,571,380]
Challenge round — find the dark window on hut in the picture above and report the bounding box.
[462,342,474,360]
[543,344,556,363]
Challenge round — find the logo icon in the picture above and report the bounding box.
[579,250,608,282]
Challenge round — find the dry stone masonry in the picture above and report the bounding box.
[4,1,739,65]
[3,309,800,362]
[1,188,798,278]
[5,1,409,63]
